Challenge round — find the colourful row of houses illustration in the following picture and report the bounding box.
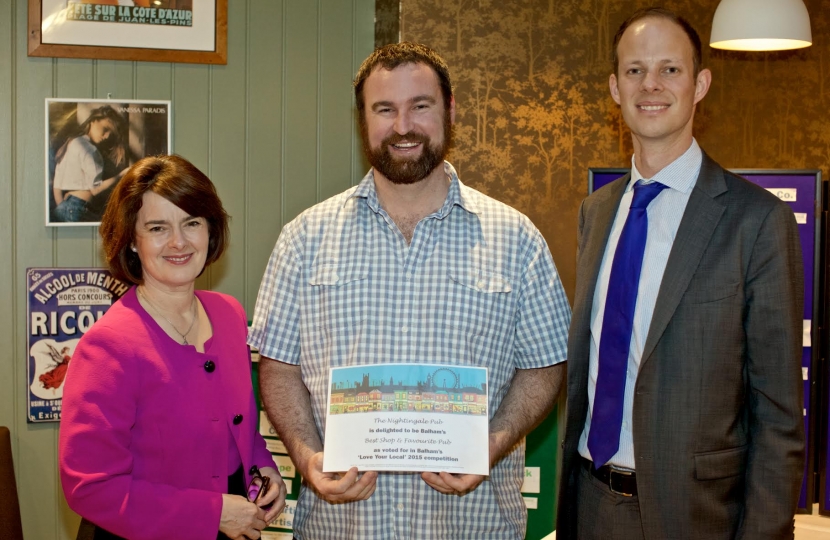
[329,371,487,416]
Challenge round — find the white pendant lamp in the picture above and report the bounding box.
[710,0,812,51]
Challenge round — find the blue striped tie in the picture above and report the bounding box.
[588,180,668,466]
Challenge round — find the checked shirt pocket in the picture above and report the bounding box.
[309,264,370,363]
[449,270,513,295]
[443,269,514,367]
[446,270,513,331]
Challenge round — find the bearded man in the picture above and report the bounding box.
[249,42,572,540]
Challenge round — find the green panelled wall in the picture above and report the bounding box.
[0,1,375,538]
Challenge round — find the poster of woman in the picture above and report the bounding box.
[45,98,170,226]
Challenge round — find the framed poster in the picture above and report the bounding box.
[28,0,227,64]
[26,268,130,422]
[588,168,822,514]
[45,98,170,227]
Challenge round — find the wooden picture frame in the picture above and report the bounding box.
[28,0,227,65]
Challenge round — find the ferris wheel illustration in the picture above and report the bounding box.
[431,367,460,389]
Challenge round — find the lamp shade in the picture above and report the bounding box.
[710,0,812,51]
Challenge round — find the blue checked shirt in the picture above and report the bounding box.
[249,162,571,539]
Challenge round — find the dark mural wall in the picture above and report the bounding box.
[400,0,829,302]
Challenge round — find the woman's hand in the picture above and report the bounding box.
[257,466,288,523]
[218,494,267,539]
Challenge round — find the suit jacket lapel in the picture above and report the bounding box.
[640,153,727,365]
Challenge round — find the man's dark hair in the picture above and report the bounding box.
[612,7,702,75]
[354,42,453,115]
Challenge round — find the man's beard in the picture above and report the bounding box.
[362,116,452,185]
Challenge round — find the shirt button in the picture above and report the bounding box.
[401,326,408,333]
[204,360,216,373]
[397,503,404,511]
[233,414,243,425]
[622,421,629,429]
[477,280,485,289]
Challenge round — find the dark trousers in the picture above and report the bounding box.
[575,461,645,540]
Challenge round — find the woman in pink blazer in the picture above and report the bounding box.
[60,155,286,540]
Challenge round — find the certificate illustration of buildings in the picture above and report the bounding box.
[323,363,489,475]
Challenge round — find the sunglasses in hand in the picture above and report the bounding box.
[246,465,273,509]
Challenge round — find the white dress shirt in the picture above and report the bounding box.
[578,139,702,469]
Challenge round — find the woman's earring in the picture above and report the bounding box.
[130,245,137,252]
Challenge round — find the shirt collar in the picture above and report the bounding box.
[629,138,702,194]
[347,161,480,218]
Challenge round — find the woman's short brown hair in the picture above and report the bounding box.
[99,154,230,284]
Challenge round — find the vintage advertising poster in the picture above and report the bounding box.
[59,1,194,26]
[27,268,130,422]
[39,1,215,52]
[45,98,171,227]
[323,364,489,475]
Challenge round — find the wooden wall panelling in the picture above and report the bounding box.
[15,1,59,538]
[209,0,247,299]
[319,0,363,199]
[245,0,285,313]
[318,2,362,200]
[351,0,375,184]
[0,0,17,436]
[282,0,320,226]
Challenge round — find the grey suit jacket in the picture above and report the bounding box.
[556,153,805,539]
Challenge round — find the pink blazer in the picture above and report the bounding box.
[60,288,275,540]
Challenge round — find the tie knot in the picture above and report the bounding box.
[630,180,668,209]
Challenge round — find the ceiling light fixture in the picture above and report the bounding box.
[710,0,812,51]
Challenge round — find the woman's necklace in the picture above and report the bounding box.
[138,287,198,345]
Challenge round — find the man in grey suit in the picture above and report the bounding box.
[556,7,805,539]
